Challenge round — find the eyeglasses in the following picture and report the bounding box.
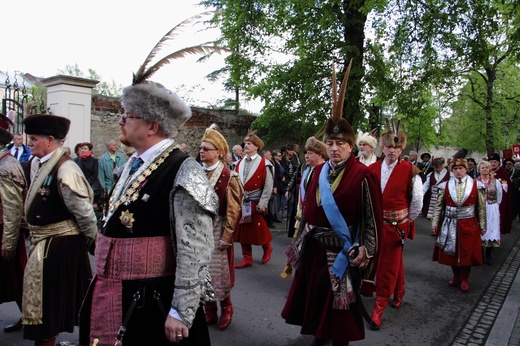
[121,114,142,123]
[199,146,219,152]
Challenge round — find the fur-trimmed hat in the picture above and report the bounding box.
[380,119,407,149]
[323,61,356,145]
[202,124,229,158]
[23,114,70,139]
[450,148,468,170]
[0,113,13,145]
[243,131,264,151]
[356,129,378,149]
[304,136,328,159]
[121,81,191,138]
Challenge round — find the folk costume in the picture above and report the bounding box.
[0,121,27,332]
[282,62,383,344]
[479,174,502,265]
[432,157,486,292]
[369,119,423,330]
[489,153,513,234]
[80,82,217,345]
[422,159,450,220]
[356,129,379,166]
[201,125,244,331]
[22,114,98,342]
[234,132,274,268]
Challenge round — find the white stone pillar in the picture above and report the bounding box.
[41,75,98,152]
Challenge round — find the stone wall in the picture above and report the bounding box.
[89,95,256,157]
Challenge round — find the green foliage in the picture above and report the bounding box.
[57,63,122,97]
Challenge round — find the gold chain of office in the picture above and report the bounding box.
[108,147,175,212]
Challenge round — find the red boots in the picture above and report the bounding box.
[449,266,470,292]
[205,301,218,325]
[235,244,253,268]
[370,296,390,330]
[219,296,233,330]
[261,243,273,264]
[448,266,461,287]
[204,297,234,330]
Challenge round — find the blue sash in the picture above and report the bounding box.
[300,167,311,202]
[319,162,358,278]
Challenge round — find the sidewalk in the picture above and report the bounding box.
[452,234,520,346]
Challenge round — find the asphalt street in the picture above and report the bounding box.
[0,216,518,345]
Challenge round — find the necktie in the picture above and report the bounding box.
[130,157,143,174]
[14,147,19,160]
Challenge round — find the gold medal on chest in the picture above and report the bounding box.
[120,210,135,232]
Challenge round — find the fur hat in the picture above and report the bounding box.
[380,119,407,149]
[304,136,328,159]
[0,113,13,145]
[23,114,70,139]
[202,124,229,159]
[243,131,264,151]
[450,148,468,170]
[121,81,191,138]
[356,129,378,149]
[323,61,356,145]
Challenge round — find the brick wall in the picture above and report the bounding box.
[89,95,255,157]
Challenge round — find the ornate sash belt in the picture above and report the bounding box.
[436,205,474,255]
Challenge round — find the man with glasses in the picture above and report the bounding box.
[81,81,217,346]
[234,132,274,268]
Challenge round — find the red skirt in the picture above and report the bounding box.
[0,226,27,303]
[281,236,365,342]
[233,200,272,245]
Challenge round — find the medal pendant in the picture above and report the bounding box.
[120,210,135,232]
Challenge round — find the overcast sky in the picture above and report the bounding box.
[2,0,262,112]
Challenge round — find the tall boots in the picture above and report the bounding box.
[204,301,218,325]
[485,247,494,265]
[204,296,234,330]
[459,266,471,292]
[261,243,273,264]
[370,296,390,330]
[235,244,253,268]
[219,295,233,330]
[448,266,461,287]
[391,288,404,309]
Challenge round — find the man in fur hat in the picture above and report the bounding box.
[356,130,379,166]
[282,64,383,345]
[280,136,328,279]
[368,120,423,330]
[22,113,98,346]
[0,116,27,333]
[431,156,486,292]
[234,132,274,268]
[199,125,244,331]
[80,81,217,346]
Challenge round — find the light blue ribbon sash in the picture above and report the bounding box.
[319,162,358,278]
[300,167,311,202]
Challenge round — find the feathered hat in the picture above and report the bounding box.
[243,131,264,151]
[323,60,356,145]
[356,128,378,149]
[449,148,468,170]
[122,11,230,138]
[201,123,228,158]
[0,113,14,145]
[304,136,328,159]
[379,118,407,149]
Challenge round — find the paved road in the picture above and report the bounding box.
[0,216,518,345]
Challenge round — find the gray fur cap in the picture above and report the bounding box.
[121,81,191,137]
